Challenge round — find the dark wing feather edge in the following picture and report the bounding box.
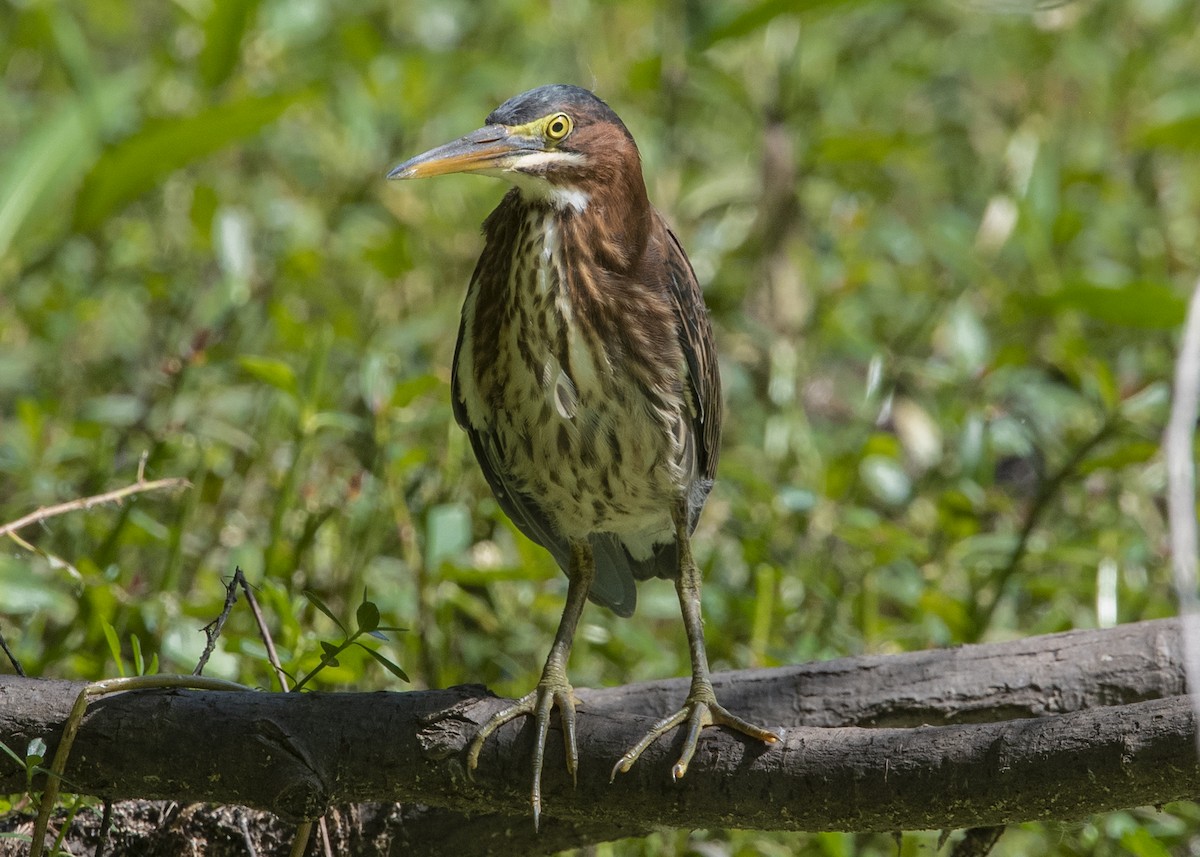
[662,220,722,525]
[626,217,722,584]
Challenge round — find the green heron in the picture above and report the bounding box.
[388,84,780,825]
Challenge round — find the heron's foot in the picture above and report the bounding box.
[466,674,578,830]
[610,683,781,782]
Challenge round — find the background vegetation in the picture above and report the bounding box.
[2,0,1199,853]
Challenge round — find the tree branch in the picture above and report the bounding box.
[0,474,190,540]
[1,618,1194,855]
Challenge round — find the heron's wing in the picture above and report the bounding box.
[620,217,722,585]
[661,219,722,517]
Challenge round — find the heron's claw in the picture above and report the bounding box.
[610,684,780,782]
[466,675,578,830]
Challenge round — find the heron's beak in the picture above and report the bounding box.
[387,125,539,180]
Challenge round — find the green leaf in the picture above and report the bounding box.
[356,642,410,683]
[0,555,78,619]
[304,590,347,634]
[859,455,911,506]
[1078,441,1159,473]
[130,633,144,676]
[1119,827,1173,857]
[23,737,47,789]
[239,356,298,396]
[319,640,341,667]
[919,590,972,638]
[199,0,261,89]
[305,410,362,434]
[355,598,380,634]
[1138,113,1200,151]
[81,393,145,427]
[1037,282,1187,330]
[25,737,48,767]
[101,620,125,677]
[0,742,25,767]
[73,90,305,231]
[390,374,440,409]
[425,503,472,569]
[701,0,879,47]
[0,70,142,259]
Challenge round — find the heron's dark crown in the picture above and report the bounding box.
[487,85,634,146]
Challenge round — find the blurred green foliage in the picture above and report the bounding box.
[1,0,1198,852]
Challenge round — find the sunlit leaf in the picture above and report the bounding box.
[305,411,362,433]
[391,374,441,409]
[1077,441,1158,473]
[199,0,261,89]
[73,90,306,231]
[101,620,125,677]
[1138,113,1200,151]
[701,0,880,46]
[0,70,142,258]
[131,633,144,676]
[239,356,298,396]
[1119,827,1174,857]
[1031,282,1186,329]
[859,455,911,506]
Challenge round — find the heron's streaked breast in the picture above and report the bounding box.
[458,207,687,542]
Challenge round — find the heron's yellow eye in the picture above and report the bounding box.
[544,113,572,142]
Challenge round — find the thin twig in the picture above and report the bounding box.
[0,627,25,676]
[320,816,334,857]
[5,525,82,581]
[0,476,191,540]
[1166,276,1200,755]
[196,568,326,854]
[236,571,291,692]
[233,572,331,850]
[236,809,259,857]
[971,415,1119,637]
[93,800,113,857]
[194,568,244,677]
